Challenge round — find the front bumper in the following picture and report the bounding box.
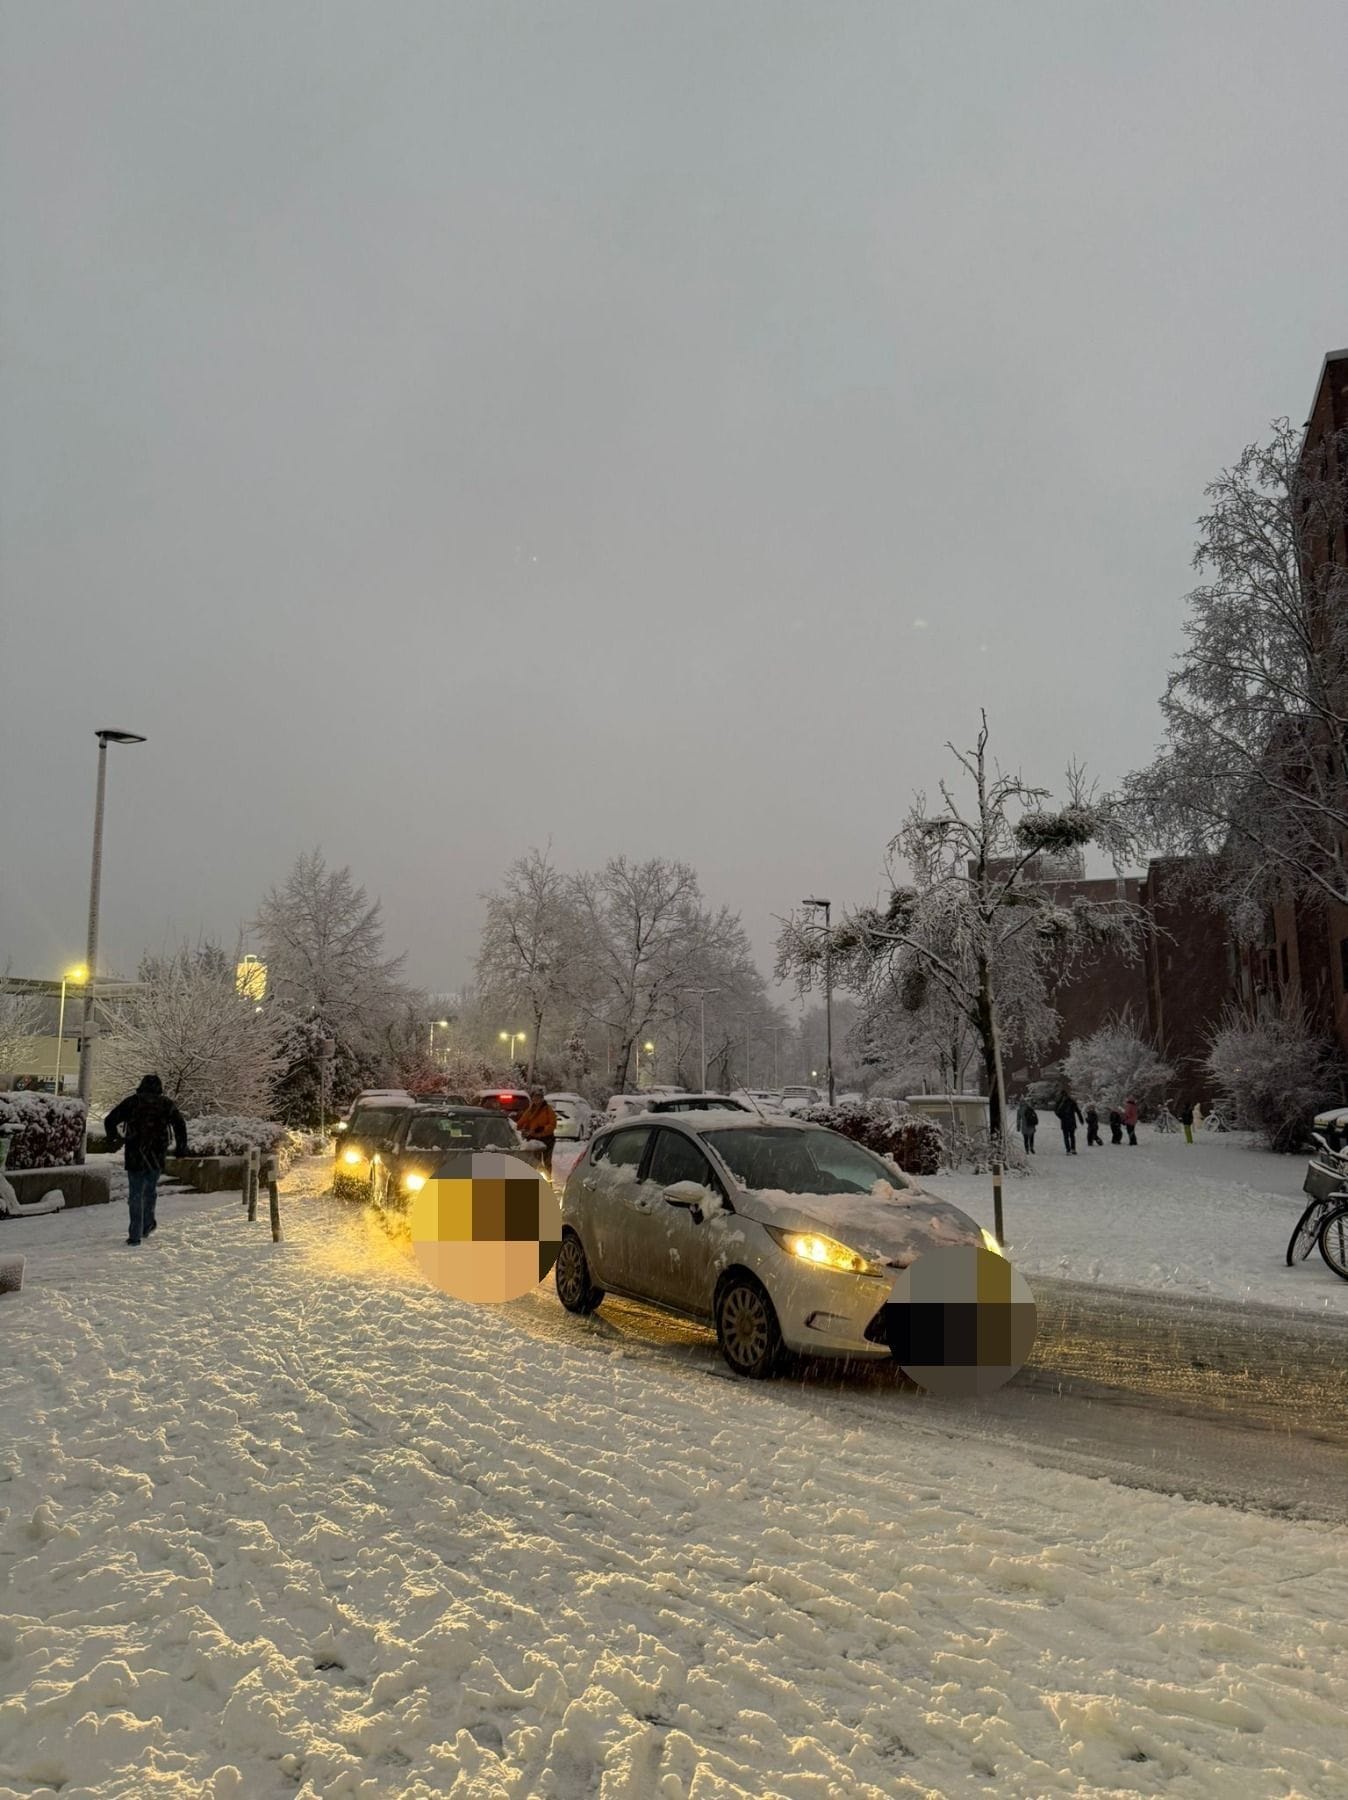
[768,1258,897,1359]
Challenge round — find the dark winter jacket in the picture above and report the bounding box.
[1054,1095,1084,1127]
[1179,1103,1194,1126]
[1016,1101,1038,1131]
[1085,1105,1099,1124]
[105,1075,188,1174]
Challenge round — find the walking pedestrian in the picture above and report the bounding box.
[516,1085,558,1179]
[104,1073,188,1246]
[1054,1089,1085,1155]
[1179,1099,1195,1145]
[1085,1102,1103,1147]
[1122,1096,1139,1146]
[1108,1106,1124,1145]
[1015,1096,1038,1155]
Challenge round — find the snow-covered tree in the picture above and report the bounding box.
[570,857,751,1094]
[254,850,410,1109]
[476,849,584,1081]
[1205,998,1339,1152]
[778,715,1140,1234]
[1063,1008,1174,1110]
[0,974,44,1077]
[1126,420,1348,937]
[99,944,286,1117]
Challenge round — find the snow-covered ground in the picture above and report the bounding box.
[3,1167,1347,1798]
[923,1126,1348,1313]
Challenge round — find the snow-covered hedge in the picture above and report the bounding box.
[803,1099,943,1177]
[182,1115,292,1168]
[0,1093,88,1171]
[1205,1002,1339,1154]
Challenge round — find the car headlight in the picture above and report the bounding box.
[342,1148,362,1165]
[981,1226,1005,1257]
[403,1171,427,1193]
[765,1225,877,1276]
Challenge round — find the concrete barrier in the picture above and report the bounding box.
[166,1155,246,1193]
[5,1166,110,1209]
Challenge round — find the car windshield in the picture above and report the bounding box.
[347,1107,403,1140]
[701,1126,906,1197]
[406,1113,514,1150]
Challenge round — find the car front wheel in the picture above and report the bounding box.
[715,1274,783,1379]
[555,1232,605,1314]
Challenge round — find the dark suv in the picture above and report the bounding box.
[332,1099,417,1199]
[368,1105,521,1209]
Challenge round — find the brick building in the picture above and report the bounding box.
[1240,349,1348,1056]
[1005,861,1234,1102]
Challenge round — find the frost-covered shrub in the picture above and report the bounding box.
[0,1093,88,1170]
[941,1125,1029,1176]
[803,1099,943,1177]
[183,1115,291,1168]
[1063,1008,1174,1110]
[1205,1002,1338,1153]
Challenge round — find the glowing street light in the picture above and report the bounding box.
[429,1018,451,1057]
[55,964,88,1097]
[499,1029,526,1067]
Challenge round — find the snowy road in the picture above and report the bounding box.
[3,1164,1348,1798]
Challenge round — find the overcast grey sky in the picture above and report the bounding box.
[3,0,1345,992]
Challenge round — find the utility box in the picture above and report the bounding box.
[905,1093,990,1135]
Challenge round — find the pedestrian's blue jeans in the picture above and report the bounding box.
[127,1169,160,1242]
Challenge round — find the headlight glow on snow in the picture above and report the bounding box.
[766,1226,875,1275]
[342,1148,362,1165]
[981,1226,1005,1257]
[403,1171,427,1192]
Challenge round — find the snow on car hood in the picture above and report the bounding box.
[738,1182,982,1265]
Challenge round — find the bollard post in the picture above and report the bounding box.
[247,1146,259,1221]
[267,1156,282,1243]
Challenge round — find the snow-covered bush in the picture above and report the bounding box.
[1205,1002,1338,1153]
[0,1093,88,1170]
[803,1099,943,1177]
[183,1115,292,1168]
[99,945,286,1117]
[941,1125,1029,1177]
[1063,1008,1174,1111]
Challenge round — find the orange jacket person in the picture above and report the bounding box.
[516,1087,558,1176]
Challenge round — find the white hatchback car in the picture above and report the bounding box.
[556,1113,991,1377]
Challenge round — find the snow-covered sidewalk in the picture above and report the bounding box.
[925,1127,1348,1312]
[2,1170,1346,1798]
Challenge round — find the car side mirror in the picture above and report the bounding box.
[663,1180,703,1202]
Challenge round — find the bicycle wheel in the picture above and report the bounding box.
[1287,1200,1329,1264]
[1317,1205,1348,1281]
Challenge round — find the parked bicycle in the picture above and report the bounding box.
[1288,1156,1348,1280]
[1153,1104,1179,1135]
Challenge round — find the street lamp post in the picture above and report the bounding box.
[679,988,716,1090]
[55,964,88,1097]
[499,1029,526,1069]
[77,729,147,1110]
[802,897,835,1105]
[428,1018,450,1058]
